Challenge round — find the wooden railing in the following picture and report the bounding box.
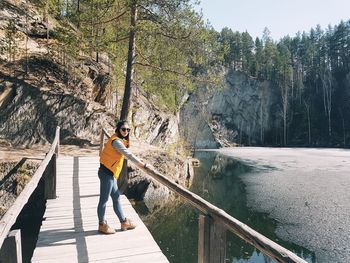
[0,126,60,263]
[100,129,307,263]
[99,128,111,154]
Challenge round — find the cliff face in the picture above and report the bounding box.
[0,58,114,146]
[0,0,179,148]
[0,57,179,147]
[180,70,279,148]
[131,92,178,147]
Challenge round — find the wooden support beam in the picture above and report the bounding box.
[54,125,60,158]
[198,215,226,263]
[99,129,104,154]
[0,229,22,263]
[198,215,210,263]
[209,219,226,263]
[44,153,57,199]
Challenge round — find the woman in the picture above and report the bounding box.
[98,120,148,234]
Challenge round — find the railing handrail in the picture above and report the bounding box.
[99,128,110,154]
[100,129,307,263]
[0,126,60,248]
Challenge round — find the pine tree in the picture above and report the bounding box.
[241,31,254,74]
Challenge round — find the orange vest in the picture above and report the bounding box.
[99,134,129,179]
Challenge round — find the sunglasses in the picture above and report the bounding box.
[121,128,130,132]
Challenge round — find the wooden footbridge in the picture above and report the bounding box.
[0,127,307,263]
[31,155,168,263]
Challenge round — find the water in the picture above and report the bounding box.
[135,151,317,263]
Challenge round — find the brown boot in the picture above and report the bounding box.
[121,218,136,231]
[98,221,115,234]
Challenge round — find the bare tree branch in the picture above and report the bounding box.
[134,61,190,77]
[155,31,191,40]
[108,35,129,43]
[80,10,127,26]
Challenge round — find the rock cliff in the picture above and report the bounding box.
[180,70,279,148]
[0,57,179,148]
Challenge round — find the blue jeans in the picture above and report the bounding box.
[97,166,125,223]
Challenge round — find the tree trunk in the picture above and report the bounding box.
[120,3,138,120]
[260,101,263,144]
[46,5,49,45]
[281,79,289,146]
[25,0,29,76]
[321,69,332,138]
[95,2,100,63]
[239,119,244,145]
[77,0,80,28]
[339,108,346,147]
[304,100,311,145]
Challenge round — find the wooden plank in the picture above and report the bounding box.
[32,156,169,263]
[44,153,57,199]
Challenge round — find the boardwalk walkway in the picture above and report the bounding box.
[32,156,169,263]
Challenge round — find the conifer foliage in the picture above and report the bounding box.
[29,0,220,116]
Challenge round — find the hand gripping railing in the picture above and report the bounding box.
[100,129,307,263]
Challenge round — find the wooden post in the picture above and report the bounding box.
[198,215,226,263]
[209,219,226,263]
[118,160,129,194]
[55,139,59,158]
[198,215,210,263]
[99,130,104,154]
[55,126,60,158]
[0,229,22,263]
[44,154,57,199]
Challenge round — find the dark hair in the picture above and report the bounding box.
[115,120,130,147]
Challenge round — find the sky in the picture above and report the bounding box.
[197,0,350,40]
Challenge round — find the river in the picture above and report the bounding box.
[135,147,350,263]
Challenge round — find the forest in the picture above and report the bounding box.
[219,24,350,147]
[2,0,350,147]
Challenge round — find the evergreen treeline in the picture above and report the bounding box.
[218,23,350,147]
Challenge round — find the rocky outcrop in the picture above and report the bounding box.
[0,58,115,146]
[180,70,279,148]
[0,0,51,57]
[131,91,179,147]
[0,58,180,147]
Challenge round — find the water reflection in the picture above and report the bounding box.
[135,151,317,263]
